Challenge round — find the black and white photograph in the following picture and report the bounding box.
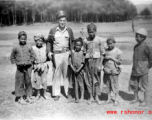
[0,0,152,120]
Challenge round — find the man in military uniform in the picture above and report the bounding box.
[46,10,74,101]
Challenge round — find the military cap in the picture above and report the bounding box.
[56,10,67,19]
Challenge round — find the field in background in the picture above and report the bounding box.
[0,19,152,120]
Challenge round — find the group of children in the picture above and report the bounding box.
[10,23,152,107]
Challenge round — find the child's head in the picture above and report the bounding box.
[74,37,83,51]
[18,31,27,45]
[135,28,147,44]
[106,35,116,50]
[87,23,97,40]
[34,33,45,48]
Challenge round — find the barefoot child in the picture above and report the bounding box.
[69,37,85,103]
[32,33,49,100]
[10,31,36,104]
[103,35,122,106]
[129,28,152,107]
[84,23,105,105]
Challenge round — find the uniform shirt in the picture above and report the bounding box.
[46,26,74,54]
[69,50,85,69]
[132,41,152,76]
[53,27,69,51]
[84,36,105,58]
[10,44,36,65]
[103,47,122,71]
[32,44,47,64]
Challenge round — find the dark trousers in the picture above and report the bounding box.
[15,65,33,97]
[74,71,84,100]
[85,59,101,96]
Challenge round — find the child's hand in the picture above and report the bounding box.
[73,68,77,73]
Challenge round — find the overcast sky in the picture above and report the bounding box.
[129,0,152,5]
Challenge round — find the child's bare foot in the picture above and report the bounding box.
[139,101,147,107]
[113,101,119,106]
[105,99,112,104]
[79,98,84,103]
[75,100,80,103]
[96,99,103,105]
[18,97,27,105]
[26,97,34,104]
[130,99,139,104]
[87,98,94,105]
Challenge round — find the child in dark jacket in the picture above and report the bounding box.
[10,31,36,104]
[129,28,152,107]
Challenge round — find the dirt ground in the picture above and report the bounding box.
[0,19,152,120]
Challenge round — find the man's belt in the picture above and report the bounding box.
[53,48,69,54]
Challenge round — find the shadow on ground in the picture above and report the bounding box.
[119,91,134,101]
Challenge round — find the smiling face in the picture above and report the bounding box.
[75,41,82,52]
[35,38,43,48]
[19,35,27,45]
[58,17,67,29]
[135,33,146,44]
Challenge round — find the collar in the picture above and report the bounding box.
[87,35,97,41]
[135,40,145,47]
[56,26,68,33]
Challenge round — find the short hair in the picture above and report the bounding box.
[74,37,83,46]
[34,33,45,42]
[106,35,116,43]
[87,23,97,31]
[18,31,27,39]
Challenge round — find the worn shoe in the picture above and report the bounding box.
[54,96,60,101]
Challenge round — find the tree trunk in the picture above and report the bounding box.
[8,14,11,25]
[132,18,134,32]
[41,13,43,22]
[32,10,35,24]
